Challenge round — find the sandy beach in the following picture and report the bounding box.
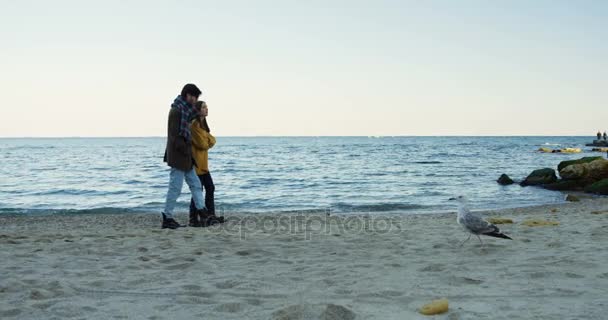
[1,197,608,320]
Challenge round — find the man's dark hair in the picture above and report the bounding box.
[181,83,202,98]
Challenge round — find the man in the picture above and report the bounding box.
[161,84,212,229]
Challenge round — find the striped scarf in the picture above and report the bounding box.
[171,95,198,141]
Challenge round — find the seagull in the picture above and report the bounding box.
[449,195,512,247]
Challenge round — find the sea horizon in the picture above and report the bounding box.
[0,134,598,139]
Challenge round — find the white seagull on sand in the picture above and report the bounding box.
[449,195,512,247]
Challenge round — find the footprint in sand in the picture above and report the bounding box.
[564,272,584,279]
[30,289,54,300]
[182,284,202,291]
[215,279,241,289]
[32,301,56,310]
[192,249,205,255]
[245,298,263,306]
[449,276,484,285]
[214,302,245,313]
[272,304,356,320]
[0,309,21,317]
[165,263,194,270]
[418,263,446,272]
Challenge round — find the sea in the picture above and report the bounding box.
[0,136,602,215]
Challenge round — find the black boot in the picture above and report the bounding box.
[188,210,202,227]
[197,209,223,227]
[161,213,183,229]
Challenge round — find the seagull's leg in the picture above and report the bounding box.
[459,234,472,247]
[476,235,485,249]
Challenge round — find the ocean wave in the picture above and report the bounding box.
[329,202,429,213]
[0,207,144,215]
[411,161,442,164]
[27,189,130,196]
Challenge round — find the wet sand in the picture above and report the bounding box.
[1,197,608,319]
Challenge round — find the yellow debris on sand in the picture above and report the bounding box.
[591,211,608,215]
[521,219,560,227]
[419,299,449,316]
[487,217,514,224]
[551,208,558,213]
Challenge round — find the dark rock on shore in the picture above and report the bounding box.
[521,168,557,186]
[565,194,580,202]
[544,180,586,191]
[557,157,602,172]
[584,179,608,195]
[522,156,608,195]
[497,174,514,185]
[559,158,608,182]
[586,140,608,147]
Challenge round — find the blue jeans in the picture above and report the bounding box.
[163,167,205,219]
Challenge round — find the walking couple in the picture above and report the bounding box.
[161,84,224,229]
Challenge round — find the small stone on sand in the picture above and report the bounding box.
[419,298,449,315]
[521,219,560,227]
[591,211,608,215]
[565,194,580,202]
[487,217,513,224]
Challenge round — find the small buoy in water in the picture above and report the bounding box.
[419,298,449,315]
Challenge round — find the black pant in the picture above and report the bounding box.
[189,173,215,215]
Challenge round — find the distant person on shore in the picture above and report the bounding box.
[604,131,607,141]
[189,101,224,226]
[161,84,216,229]
[598,131,602,140]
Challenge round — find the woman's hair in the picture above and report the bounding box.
[195,101,211,133]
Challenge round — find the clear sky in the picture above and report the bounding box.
[0,0,606,137]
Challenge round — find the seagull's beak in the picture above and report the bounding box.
[448,197,456,201]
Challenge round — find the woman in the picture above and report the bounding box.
[189,101,224,226]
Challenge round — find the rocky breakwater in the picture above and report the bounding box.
[499,156,608,195]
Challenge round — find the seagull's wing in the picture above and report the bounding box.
[462,212,495,234]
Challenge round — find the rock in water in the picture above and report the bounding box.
[557,157,603,172]
[565,194,580,202]
[544,180,586,191]
[419,299,449,315]
[584,178,608,195]
[521,168,558,186]
[559,158,608,182]
[497,174,515,185]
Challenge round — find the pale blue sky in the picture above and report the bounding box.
[0,0,606,137]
